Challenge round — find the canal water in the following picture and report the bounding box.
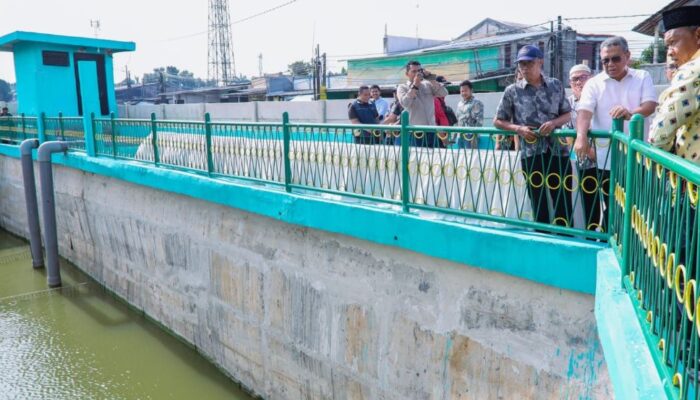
[0,231,254,399]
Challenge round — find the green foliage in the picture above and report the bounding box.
[640,39,666,64]
[288,60,313,76]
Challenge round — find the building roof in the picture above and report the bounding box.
[0,31,135,52]
[632,0,697,36]
[455,18,549,41]
[384,35,449,55]
[394,30,553,57]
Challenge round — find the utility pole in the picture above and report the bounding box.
[258,53,263,77]
[320,52,327,98]
[557,16,563,82]
[549,20,555,79]
[125,66,131,89]
[313,45,322,100]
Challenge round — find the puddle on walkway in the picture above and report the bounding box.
[0,231,254,399]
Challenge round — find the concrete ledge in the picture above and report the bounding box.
[594,249,668,399]
[0,144,603,294]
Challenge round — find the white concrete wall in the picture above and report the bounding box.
[0,154,611,400]
[115,91,514,126]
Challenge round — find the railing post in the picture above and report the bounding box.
[282,112,292,193]
[150,113,159,165]
[400,110,410,212]
[204,112,214,174]
[58,112,65,141]
[620,114,644,285]
[21,112,26,140]
[37,112,46,143]
[607,118,624,239]
[83,110,96,156]
[110,112,117,158]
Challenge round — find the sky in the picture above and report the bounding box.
[0,0,673,84]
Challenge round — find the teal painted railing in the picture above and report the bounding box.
[89,111,615,240]
[610,114,700,400]
[0,114,39,142]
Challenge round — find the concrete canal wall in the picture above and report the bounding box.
[0,151,611,399]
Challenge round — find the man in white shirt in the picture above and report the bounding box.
[573,36,657,232]
[369,85,390,120]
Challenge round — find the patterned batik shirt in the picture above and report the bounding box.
[456,97,484,127]
[650,48,700,164]
[495,75,572,158]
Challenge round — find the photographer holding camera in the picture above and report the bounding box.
[396,60,448,147]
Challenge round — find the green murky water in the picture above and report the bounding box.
[0,231,254,399]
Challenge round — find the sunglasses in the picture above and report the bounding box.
[601,55,623,65]
[570,75,590,83]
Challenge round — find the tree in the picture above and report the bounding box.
[640,39,666,64]
[0,79,11,102]
[288,60,313,76]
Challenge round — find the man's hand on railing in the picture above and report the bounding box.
[574,134,589,161]
[515,125,537,141]
[538,121,556,136]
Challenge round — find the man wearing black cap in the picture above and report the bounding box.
[650,6,700,164]
[494,45,573,228]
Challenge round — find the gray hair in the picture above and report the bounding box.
[600,36,629,53]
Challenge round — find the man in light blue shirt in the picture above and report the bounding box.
[370,85,390,120]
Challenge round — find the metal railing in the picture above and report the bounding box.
[612,114,700,399]
[0,114,39,143]
[89,111,616,240]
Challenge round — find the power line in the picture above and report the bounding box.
[563,14,652,21]
[232,0,298,25]
[157,0,299,43]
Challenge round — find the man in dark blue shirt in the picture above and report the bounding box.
[348,86,381,144]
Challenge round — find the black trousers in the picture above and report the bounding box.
[353,131,382,145]
[521,151,573,227]
[579,168,610,232]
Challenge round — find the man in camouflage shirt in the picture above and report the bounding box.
[455,79,483,149]
[494,45,573,228]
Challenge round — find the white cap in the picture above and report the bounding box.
[569,64,592,77]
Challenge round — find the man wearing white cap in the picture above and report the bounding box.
[573,36,657,232]
[566,64,592,130]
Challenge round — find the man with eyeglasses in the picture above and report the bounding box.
[573,36,657,232]
[494,45,573,229]
[566,64,592,130]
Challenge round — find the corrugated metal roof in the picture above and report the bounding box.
[632,0,695,36]
[396,31,552,56]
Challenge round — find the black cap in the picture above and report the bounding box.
[663,6,700,31]
[435,76,451,85]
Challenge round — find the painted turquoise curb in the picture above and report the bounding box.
[0,144,603,294]
[595,249,667,399]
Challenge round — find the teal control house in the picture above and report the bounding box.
[0,31,135,117]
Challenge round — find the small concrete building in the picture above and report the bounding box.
[0,31,135,117]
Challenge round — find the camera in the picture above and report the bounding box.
[419,68,436,80]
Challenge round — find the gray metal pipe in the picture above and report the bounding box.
[20,139,43,269]
[38,141,69,288]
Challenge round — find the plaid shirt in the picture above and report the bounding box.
[496,75,572,158]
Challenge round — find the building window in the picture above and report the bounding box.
[504,45,511,68]
[42,51,69,67]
